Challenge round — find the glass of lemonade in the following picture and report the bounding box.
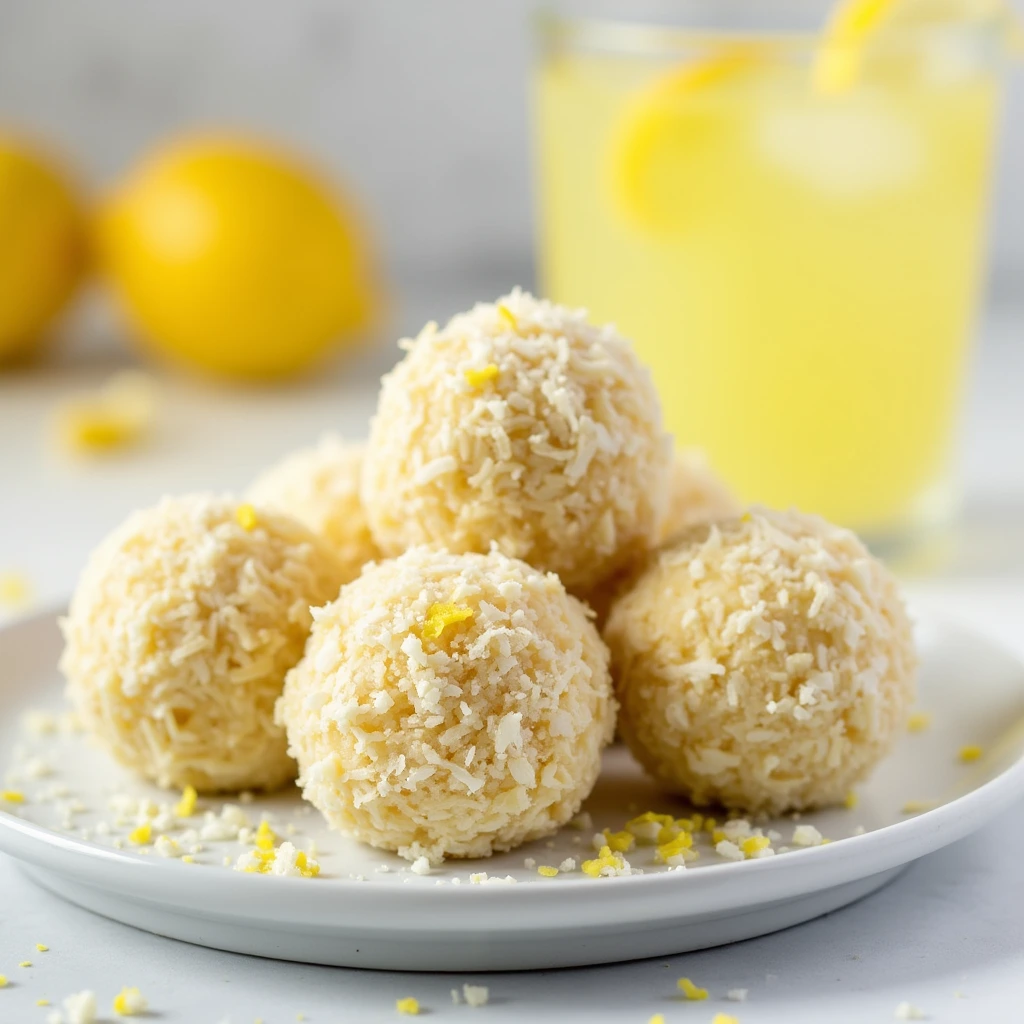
[534,1,1009,552]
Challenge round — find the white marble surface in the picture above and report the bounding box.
[1,300,1022,1022]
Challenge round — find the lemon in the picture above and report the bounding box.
[0,139,88,361]
[608,46,766,234]
[99,136,377,380]
[814,0,1017,93]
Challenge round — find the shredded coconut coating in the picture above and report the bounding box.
[247,435,379,582]
[277,546,616,861]
[362,289,672,592]
[604,508,916,814]
[60,495,348,793]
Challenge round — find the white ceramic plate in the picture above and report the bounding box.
[1,608,1022,972]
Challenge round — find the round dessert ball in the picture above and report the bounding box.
[362,289,672,592]
[604,508,916,814]
[278,546,617,862]
[660,448,741,543]
[247,434,380,583]
[60,494,349,793]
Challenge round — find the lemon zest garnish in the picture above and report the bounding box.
[0,975,6,987]
[649,1016,666,1024]
[625,811,676,843]
[37,999,50,1006]
[741,835,771,858]
[236,503,258,531]
[907,711,932,733]
[174,784,198,818]
[422,602,474,641]
[55,371,158,455]
[581,844,626,878]
[602,828,635,853]
[396,996,421,1015]
[713,1015,741,1024]
[113,986,147,1016]
[844,790,859,809]
[0,572,32,609]
[677,977,709,1000]
[537,865,559,877]
[702,816,716,833]
[712,829,727,845]
[182,855,195,864]
[464,363,500,389]
[496,303,517,329]
[655,831,694,864]
[35,944,48,952]
[1,790,25,804]
[18,962,31,968]
[959,744,983,762]
[128,822,152,845]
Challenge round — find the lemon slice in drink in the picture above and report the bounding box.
[814,0,1019,94]
[608,45,766,234]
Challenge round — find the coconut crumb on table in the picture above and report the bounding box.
[112,986,148,1016]
[726,988,749,1001]
[894,1001,928,1019]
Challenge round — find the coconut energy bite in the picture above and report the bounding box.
[60,495,348,793]
[605,508,916,815]
[247,434,379,583]
[362,289,672,593]
[277,547,617,862]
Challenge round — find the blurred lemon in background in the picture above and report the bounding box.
[0,138,88,362]
[99,136,377,381]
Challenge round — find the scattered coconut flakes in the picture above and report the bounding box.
[894,1001,928,1020]
[792,825,824,847]
[112,986,148,1016]
[57,990,98,1024]
[559,857,577,872]
[462,984,489,1008]
[410,856,431,876]
[726,988,749,1002]
[716,840,744,862]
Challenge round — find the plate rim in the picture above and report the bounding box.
[1,603,1023,913]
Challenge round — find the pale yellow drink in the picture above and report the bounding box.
[535,19,1002,540]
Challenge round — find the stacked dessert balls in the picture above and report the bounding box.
[61,289,917,864]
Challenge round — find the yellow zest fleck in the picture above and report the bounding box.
[464,363,500,389]
[236,503,258,531]
[581,845,625,878]
[18,962,31,968]
[741,835,771,858]
[1,790,25,804]
[702,817,716,833]
[713,1015,740,1024]
[128,822,152,845]
[649,1016,666,1024]
[844,790,859,810]
[656,831,694,864]
[113,987,147,1016]
[422,602,474,641]
[496,303,517,329]
[959,745,983,763]
[296,850,321,879]
[0,572,32,609]
[907,712,932,733]
[0,975,6,987]
[396,996,420,1015]
[55,371,158,455]
[37,999,50,1006]
[255,818,277,848]
[537,865,559,878]
[625,811,676,843]
[711,829,726,845]
[174,784,198,818]
[35,944,48,953]
[677,977,708,1001]
[602,828,635,853]
[182,855,195,864]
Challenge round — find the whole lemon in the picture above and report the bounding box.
[0,138,88,361]
[99,136,377,380]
